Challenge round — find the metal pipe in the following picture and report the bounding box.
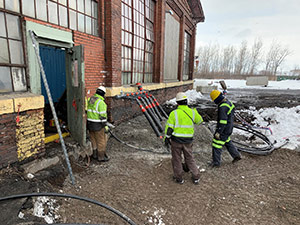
[136,98,162,138]
[29,30,75,185]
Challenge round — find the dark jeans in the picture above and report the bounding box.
[171,140,200,180]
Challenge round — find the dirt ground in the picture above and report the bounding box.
[1,89,300,225]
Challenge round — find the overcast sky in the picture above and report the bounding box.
[196,0,300,71]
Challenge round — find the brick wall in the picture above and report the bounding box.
[73,31,106,95]
[16,109,45,161]
[106,83,193,124]
[0,114,17,168]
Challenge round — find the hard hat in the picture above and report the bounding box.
[210,90,221,101]
[176,92,187,102]
[97,86,106,93]
[210,89,224,104]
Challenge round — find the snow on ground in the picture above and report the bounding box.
[165,89,202,105]
[238,106,300,150]
[193,79,300,90]
[165,79,300,150]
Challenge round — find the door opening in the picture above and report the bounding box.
[39,45,68,136]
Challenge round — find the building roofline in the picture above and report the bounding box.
[188,0,205,23]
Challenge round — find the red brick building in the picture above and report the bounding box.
[0,0,204,167]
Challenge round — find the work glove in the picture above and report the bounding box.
[164,138,171,148]
[104,126,109,133]
[106,122,115,129]
[214,132,220,140]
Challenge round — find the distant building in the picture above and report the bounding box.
[0,0,205,168]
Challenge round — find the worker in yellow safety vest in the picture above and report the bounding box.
[209,90,242,167]
[87,86,110,162]
[164,92,203,185]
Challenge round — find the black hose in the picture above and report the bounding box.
[0,193,137,225]
[109,130,169,155]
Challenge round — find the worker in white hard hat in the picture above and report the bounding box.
[164,92,203,185]
[87,86,110,162]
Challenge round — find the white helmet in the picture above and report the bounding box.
[97,86,106,93]
[176,92,187,102]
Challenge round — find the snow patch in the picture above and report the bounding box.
[165,89,203,105]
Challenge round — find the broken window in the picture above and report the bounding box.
[0,12,26,93]
[183,32,191,81]
[121,0,155,85]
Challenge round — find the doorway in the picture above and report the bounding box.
[39,45,68,134]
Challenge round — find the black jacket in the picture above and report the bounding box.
[216,99,235,140]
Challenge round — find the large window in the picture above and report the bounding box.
[183,32,191,81]
[0,0,99,36]
[0,11,26,92]
[121,0,155,85]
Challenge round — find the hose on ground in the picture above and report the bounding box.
[0,193,137,225]
[109,130,169,155]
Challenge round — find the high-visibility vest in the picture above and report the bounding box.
[87,94,107,123]
[165,105,203,138]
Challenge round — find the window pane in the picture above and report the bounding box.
[69,0,76,10]
[78,13,85,32]
[0,67,13,92]
[48,1,58,24]
[5,0,20,13]
[36,0,47,21]
[78,0,84,13]
[7,14,21,40]
[22,0,35,17]
[58,0,67,5]
[69,10,77,30]
[91,19,98,36]
[0,12,6,37]
[92,1,97,18]
[9,40,24,64]
[85,0,91,16]
[86,16,91,34]
[59,5,68,27]
[12,67,26,91]
[0,0,3,8]
[0,38,9,63]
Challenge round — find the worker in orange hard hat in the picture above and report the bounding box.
[209,90,241,167]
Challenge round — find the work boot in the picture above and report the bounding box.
[92,149,98,160]
[232,156,242,164]
[98,154,110,162]
[207,161,220,168]
[192,178,200,185]
[173,176,184,184]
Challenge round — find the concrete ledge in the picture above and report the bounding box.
[105,81,193,97]
[0,93,44,115]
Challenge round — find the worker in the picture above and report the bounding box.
[164,92,203,185]
[209,90,241,167]
[87,86,110,162]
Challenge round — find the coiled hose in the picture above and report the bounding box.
[0,193,137,225]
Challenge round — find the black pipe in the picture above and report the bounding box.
[146,95,163,121]
[0,193,137,225]
[139,97,163,132]
[149,94,168,119]
[136,98,162,138]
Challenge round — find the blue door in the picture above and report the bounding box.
[39,45,66,104]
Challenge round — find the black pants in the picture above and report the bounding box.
[212,138,240,166]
